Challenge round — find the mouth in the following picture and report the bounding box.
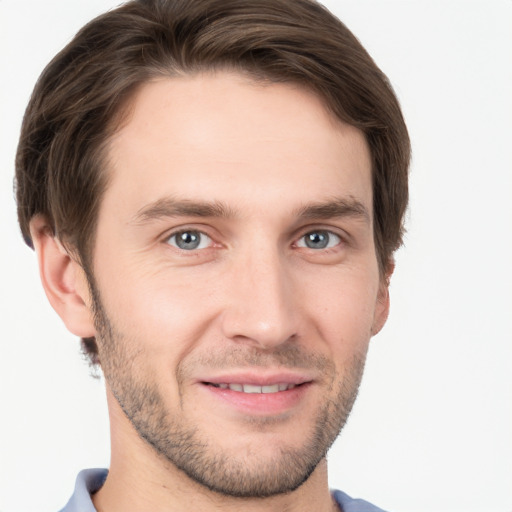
[198,375,312,416]
[205,382,300,394]
[196,369,318,418]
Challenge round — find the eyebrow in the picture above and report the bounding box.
[294,197,370,224]
[130,196,370,225]
[131,197,235,224]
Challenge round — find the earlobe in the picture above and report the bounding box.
[29,215,96,338]
[371,261,394,336]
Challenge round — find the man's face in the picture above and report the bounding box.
[88,72,388,497]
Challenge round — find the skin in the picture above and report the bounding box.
[31,71,391,512]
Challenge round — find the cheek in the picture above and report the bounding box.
[301,267,379,348]
[95,269,218,406]
[97,263,220,357]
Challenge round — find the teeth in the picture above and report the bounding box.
[243,384,262,393]
[211,383,296,393]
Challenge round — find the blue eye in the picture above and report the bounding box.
[297,230,341,250]
[167,230,212,250]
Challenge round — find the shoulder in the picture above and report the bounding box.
[58,468,108,512]
[332,489,389,512]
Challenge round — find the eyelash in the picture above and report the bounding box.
[165,229,214,251]
[164,228,344,253]
[295,230,342,251]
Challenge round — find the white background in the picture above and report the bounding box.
[0,1,511,511]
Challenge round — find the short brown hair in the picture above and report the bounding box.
[16,0,410,360]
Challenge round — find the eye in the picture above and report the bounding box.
[166,230,213,251]
[296,230,341,250]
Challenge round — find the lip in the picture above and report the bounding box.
[199,370,314,387]
[196,370,314,416]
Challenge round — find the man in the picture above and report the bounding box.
[15,0,410,510]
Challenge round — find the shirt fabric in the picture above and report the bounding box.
[59,468,387,512]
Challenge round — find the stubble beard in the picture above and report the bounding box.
[90,283,367,498]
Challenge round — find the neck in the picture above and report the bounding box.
[93,392,337,512]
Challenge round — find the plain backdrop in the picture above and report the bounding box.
[1,2,511,511]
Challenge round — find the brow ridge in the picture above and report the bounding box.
[131,196,370,225]
[131,197,236,224]
[294,197,370,224]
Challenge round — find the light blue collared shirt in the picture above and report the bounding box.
[59,468,388,512]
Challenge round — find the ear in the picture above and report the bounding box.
[30,215,96,338]
[371,260,394,336]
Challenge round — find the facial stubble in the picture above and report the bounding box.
[89,280,367,498]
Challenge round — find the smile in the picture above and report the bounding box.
[200,378,312,414]
[208,383,297,393]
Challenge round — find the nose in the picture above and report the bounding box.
[220,247,299,349]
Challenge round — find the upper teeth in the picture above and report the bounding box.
[212,383,295,393]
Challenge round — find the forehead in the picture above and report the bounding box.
[102,72,372,221]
